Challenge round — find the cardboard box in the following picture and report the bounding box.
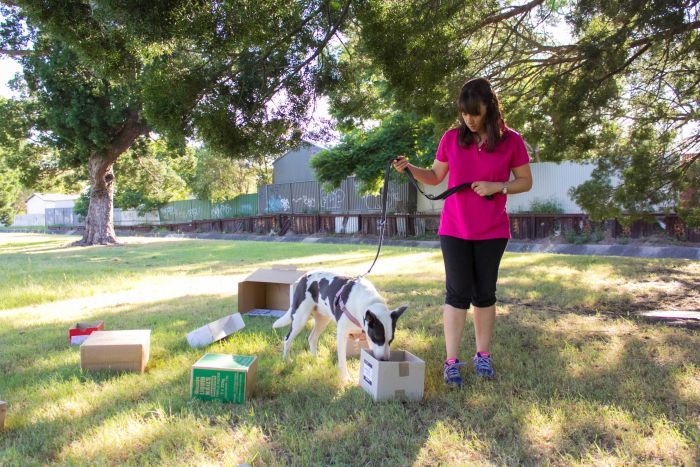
[238,265,306,314]
[359,349,425,402]
[346,333,370,357]
[191,354,257,404]
[186,313,245,348]
[0,400,6,430]
[80,330,151,373]
[69,321,105,346]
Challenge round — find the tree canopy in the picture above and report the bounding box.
[1,0,353,242]
[313,0,699,224]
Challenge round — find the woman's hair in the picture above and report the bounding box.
[457,77,504,151]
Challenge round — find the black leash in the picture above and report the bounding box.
[359,158,393,277]
[401,163,494,201]
[361,158,494,277]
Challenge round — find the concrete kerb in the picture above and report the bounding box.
[1,228,699,260]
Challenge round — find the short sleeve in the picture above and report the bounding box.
[510,132,531,169]
[435,130,451,163]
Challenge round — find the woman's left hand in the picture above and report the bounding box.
[471,181,503,197]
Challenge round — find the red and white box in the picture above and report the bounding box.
[69,321,105,346]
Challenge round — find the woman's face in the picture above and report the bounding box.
[461,102,487,133]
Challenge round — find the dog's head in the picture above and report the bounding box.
[364,304,408,361]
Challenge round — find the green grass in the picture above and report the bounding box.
[0,233,698,465]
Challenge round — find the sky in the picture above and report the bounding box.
[0,58,22,98]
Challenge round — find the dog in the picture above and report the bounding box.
[272,270,407,382]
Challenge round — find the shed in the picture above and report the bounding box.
[25,193,80,215]
[272,141,327,184]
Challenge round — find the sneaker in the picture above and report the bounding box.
[443,359,465,388]
[472,352,494,379]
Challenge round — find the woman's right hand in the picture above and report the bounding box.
[392,155,410,173]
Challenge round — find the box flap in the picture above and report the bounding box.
[71,321,104,331]
[193,353,256,371]
[243,268,305,285]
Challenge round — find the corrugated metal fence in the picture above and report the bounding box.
[258,176,416,214]
[158,194,258,223]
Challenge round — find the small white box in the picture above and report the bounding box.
[186,313,245,348]
[359,349,425,401]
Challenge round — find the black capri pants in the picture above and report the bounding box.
[440,235,508,309]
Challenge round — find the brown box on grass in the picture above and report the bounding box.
[80,330,151,373]
[0,400,6,430]
[359,349,425,402]
[237,265,306,314]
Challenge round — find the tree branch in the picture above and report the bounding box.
[0,48,32,57]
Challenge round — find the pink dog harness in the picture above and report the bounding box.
[334,280,366,336]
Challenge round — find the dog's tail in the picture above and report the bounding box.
[272,308,293,328]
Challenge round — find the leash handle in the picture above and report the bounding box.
[401,161,495,201]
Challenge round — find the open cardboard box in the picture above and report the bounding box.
[359,348,425,401]
[238,265,306,314]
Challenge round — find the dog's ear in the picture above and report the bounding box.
[364,310,377,327]
[391,305,408,321]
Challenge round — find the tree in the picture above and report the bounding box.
[0,96,81,222]
[1,0,353,244]
[113,138,194,214]
[188,147,270,203]
[316,0,699,224]
[311,112,437,194]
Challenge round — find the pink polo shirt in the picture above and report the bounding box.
[435,127,530,240]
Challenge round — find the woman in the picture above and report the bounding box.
[393,77,532,387]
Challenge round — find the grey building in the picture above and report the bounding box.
[272,141,327,184]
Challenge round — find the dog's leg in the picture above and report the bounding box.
[308,310,331,357]
[282,300,314,360]
[336,322,353,383]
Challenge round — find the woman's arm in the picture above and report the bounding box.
[471,163,533,197]
[392,156,448,186]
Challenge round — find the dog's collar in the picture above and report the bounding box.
[335,280,365,333]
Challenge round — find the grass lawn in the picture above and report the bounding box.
[0,232,698,465]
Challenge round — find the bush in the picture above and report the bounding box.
[564,227,605,244]
[528,198,564,214]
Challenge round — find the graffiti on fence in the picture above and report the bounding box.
[267,196,290,213]
[187,207,203,220]
[361,186,401,211]
[211,204,232,218]
[293,195,316,210]
[320,188,345,211]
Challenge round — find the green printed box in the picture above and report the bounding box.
[190,354,257,404]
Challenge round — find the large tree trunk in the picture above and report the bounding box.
[78,155,119,245]
[74,111,147,246]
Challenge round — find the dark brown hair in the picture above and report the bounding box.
[457,77,504,152]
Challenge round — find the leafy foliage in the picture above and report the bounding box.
[187,147,269,203]
[310,112,437,194]
[319,0,700,224]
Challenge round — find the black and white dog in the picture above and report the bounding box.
[273,270,407,382]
